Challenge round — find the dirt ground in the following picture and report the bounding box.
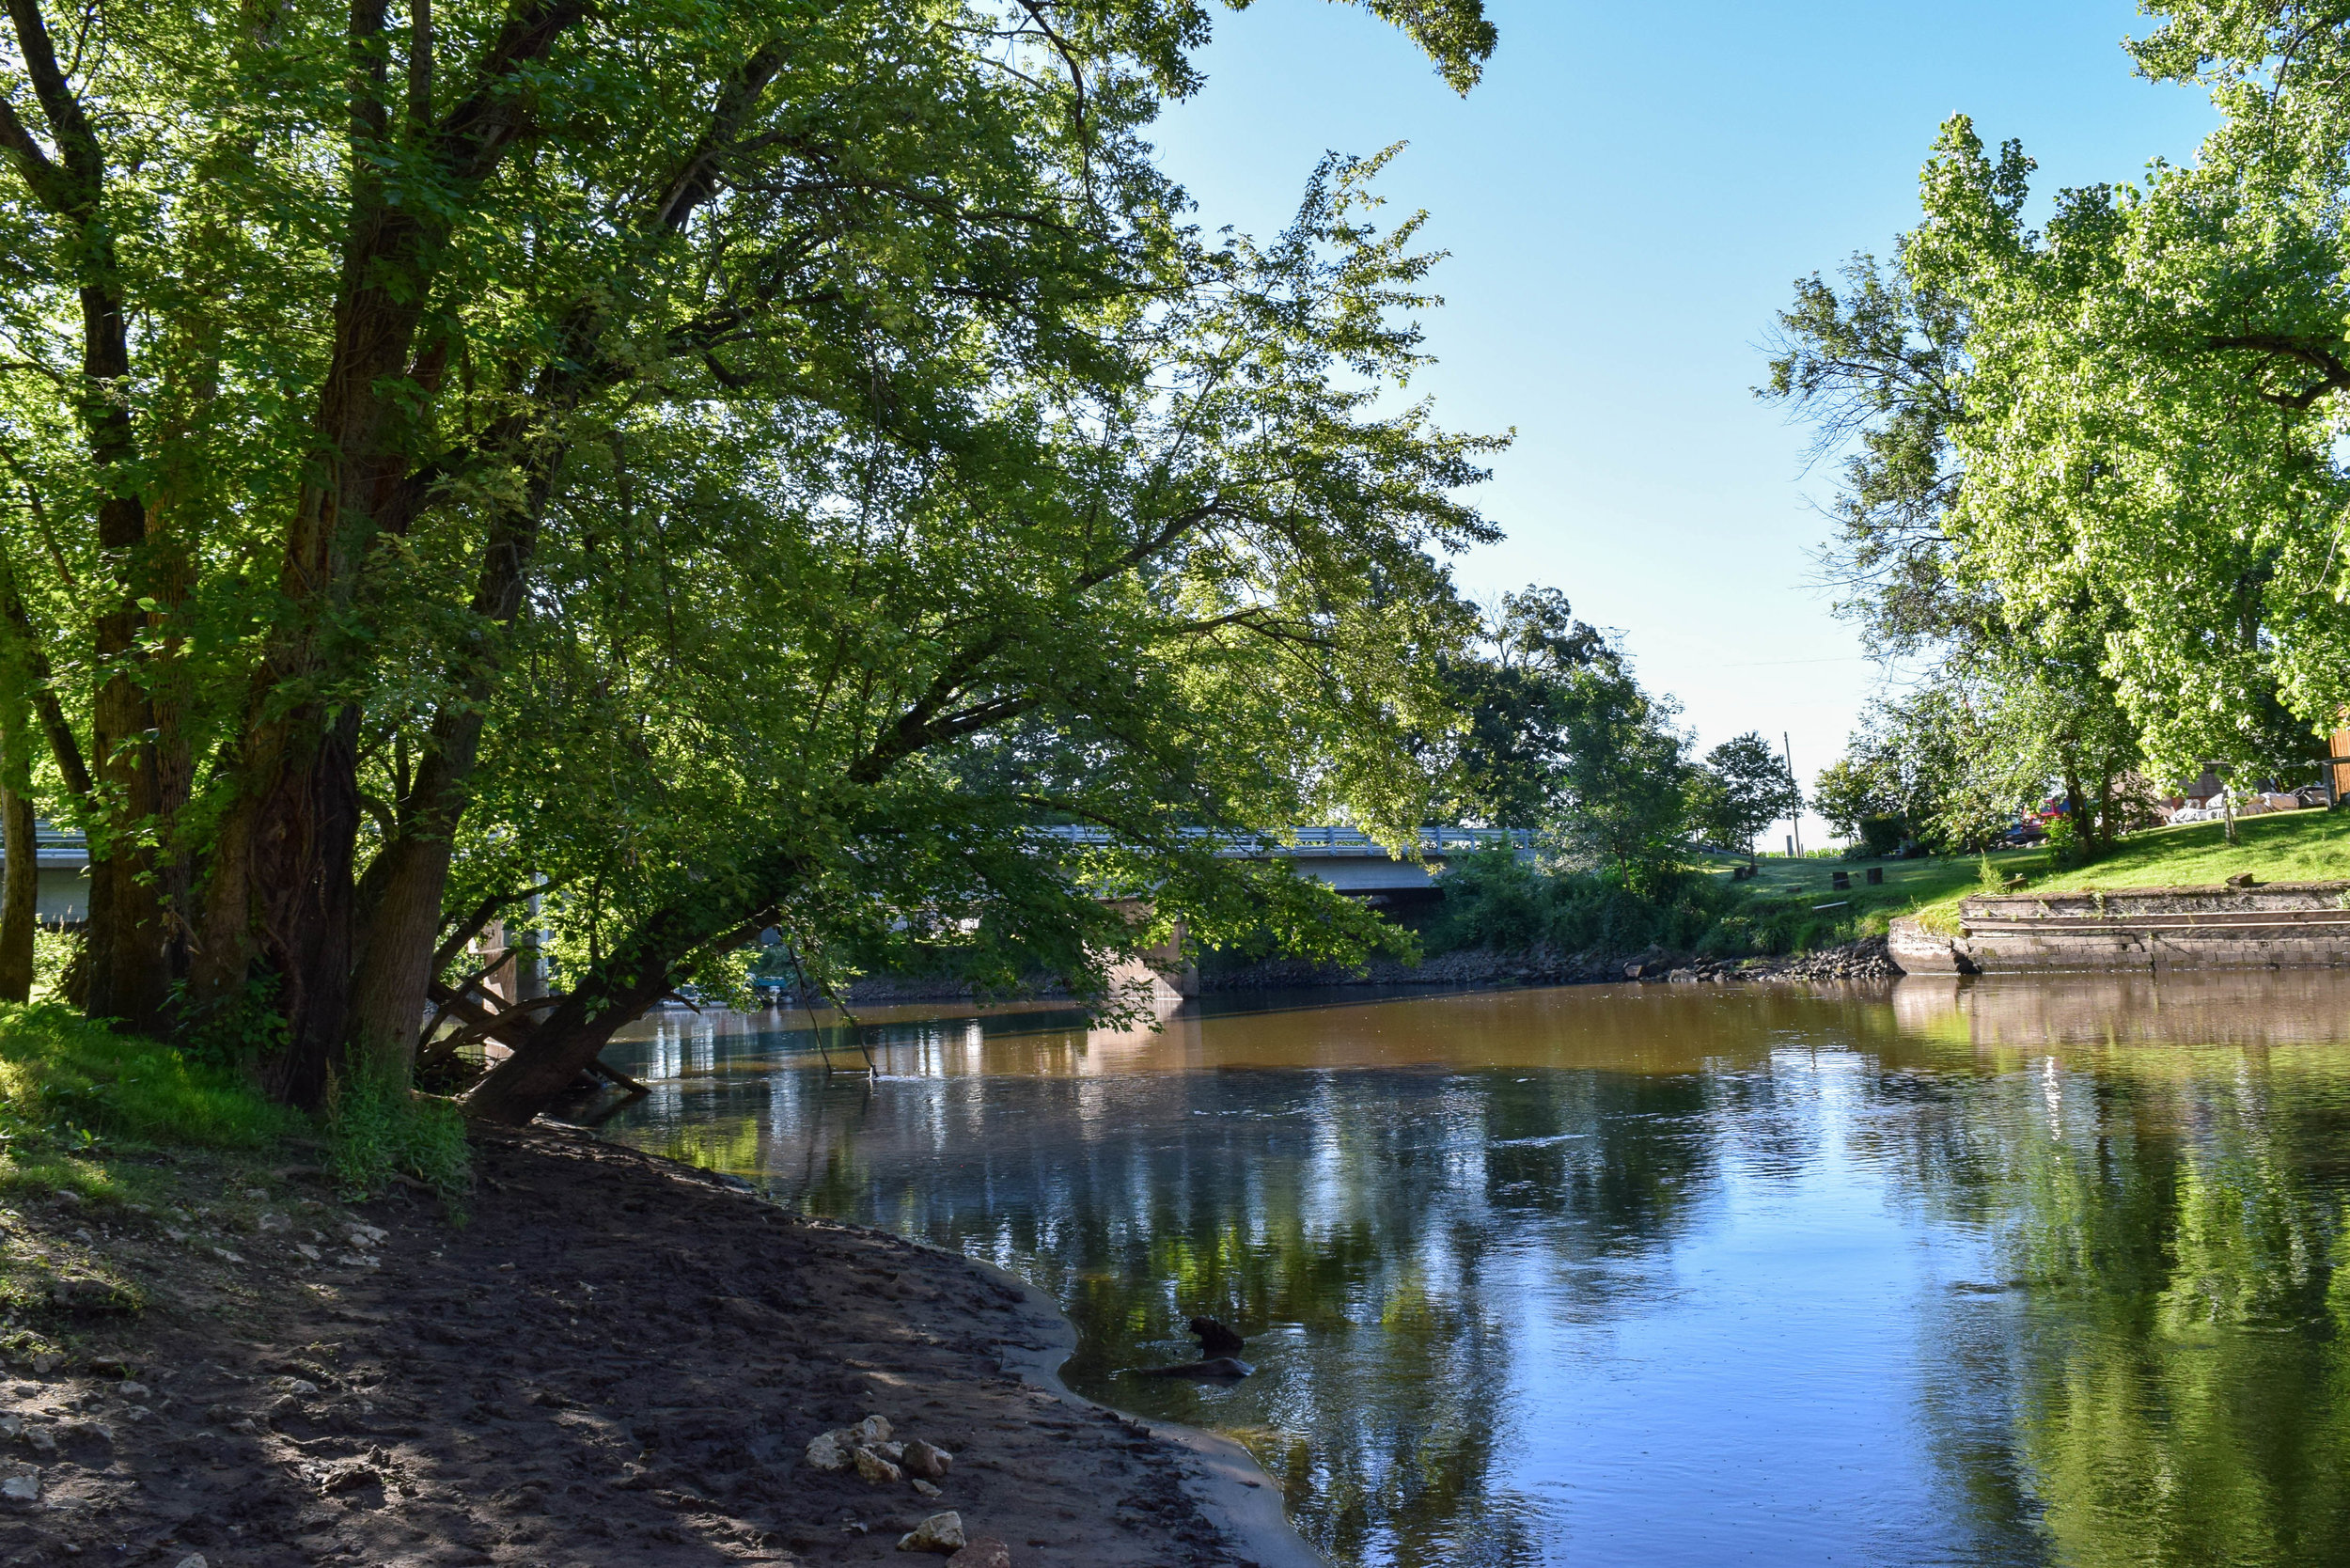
[0,1125,1272,1568]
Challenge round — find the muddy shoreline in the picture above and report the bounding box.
[1198,934,1902,990]
[0,1125,1321,1568]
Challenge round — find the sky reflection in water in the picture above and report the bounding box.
[592,976,2350,1568]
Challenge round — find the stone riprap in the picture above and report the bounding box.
[1888,883,2350,975]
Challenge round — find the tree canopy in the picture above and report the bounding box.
[1770,1,2350,842]
[0,0,1500,1120]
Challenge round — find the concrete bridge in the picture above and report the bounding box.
[1034,824,1534,895]
[2,823,1534,927]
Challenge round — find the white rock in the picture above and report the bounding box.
[850,1413,892,1446]
[172,1557,207,1568]
[293,1244,321,1262]
[0,1463,38,1501]
[911,1478,943,1498]
[257,1213,290,1232]
[854,1445,903,1485]
[896,1512,965,1553]
[117,1383,148,1400]
[345,1222,388,1247]
[270,1377,319,1397]
[804,1431,851,1471]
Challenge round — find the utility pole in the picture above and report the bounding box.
[1783,731,1802,857]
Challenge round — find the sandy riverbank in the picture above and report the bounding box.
[0,1125,1319,1568]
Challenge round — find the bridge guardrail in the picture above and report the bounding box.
[1028,825,1533,858]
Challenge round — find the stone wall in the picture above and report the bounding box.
[1888,881,2350,975]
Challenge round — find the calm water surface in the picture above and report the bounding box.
[588,976,2350,1568]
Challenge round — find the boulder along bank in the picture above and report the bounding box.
[0,1125,1309,1568]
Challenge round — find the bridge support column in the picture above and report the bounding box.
[1103,899,1198,998]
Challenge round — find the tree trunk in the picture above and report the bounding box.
[79,517,173,1036]
[2060,758,2086,865]
[343,708,488,1074]
[0,783,35,1003]
[462,884,789,1126]
[241,704,366,1109]
[460,962,695,1127]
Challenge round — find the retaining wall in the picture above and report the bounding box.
[1888,882,2350,975]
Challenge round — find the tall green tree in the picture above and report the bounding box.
[1549,664,1691,881]
[1435,586,1611,827]
[1688,730,1799,864]
[0,0,1500,1115]
[1763,240,2149,854]
[1780,3,2350,826]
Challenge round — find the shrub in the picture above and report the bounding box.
[324,1062,472,1216]
[1427,846,1747,956]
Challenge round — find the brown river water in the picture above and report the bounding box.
[591,974,2350,1567]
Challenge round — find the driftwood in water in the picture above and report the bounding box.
[582,1058,650,1095]
[1134,1356,1253,1380]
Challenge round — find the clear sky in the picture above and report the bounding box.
[1148,1,2218,845]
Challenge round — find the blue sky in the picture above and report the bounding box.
[1149,1,2217,843]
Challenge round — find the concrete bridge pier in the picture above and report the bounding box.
[1103,899,1198,998]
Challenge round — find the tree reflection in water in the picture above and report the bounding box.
[596,975,2350,1568]
[1888,977,2350,1566]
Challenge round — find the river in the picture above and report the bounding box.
[587,974,2350,1568]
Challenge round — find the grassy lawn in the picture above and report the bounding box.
[1699,806,2350,943]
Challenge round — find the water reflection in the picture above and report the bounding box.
[593,975,2350,1567]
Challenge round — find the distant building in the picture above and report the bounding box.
[0,823,89,924]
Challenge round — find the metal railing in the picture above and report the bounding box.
[1030,824,1533,858]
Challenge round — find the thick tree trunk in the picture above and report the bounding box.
[344,708,488,1074]
[342,454,555,1075]
[461,964,692,1127]
[79,499,172,1035]
[0,783,35,1003]
[190,177,447,1098]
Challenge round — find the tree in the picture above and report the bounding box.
[1436,586,1612,826]
[1549,664,1692,881]
[1689,731,1799,863]
[1777,4,2350,824]
[0,0,1501,1117]
[1762,232,2151,858]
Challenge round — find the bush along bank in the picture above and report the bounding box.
[1200,848,1906,992]
[1194,851,1908,1001]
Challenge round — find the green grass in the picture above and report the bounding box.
[1695,848,1987,947]
[324,1061,473,1217]
[0,1003,300,1160]
[1702,808,2350,940]
[0,1002,306,1316]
